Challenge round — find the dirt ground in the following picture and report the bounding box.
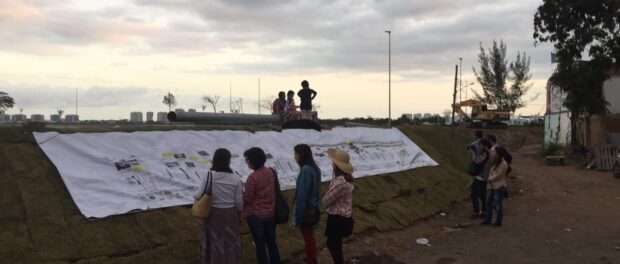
[305,151,620,264]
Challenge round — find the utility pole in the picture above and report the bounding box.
[451,64,458,139]
[459,58,462,102]
[385,30,391,126]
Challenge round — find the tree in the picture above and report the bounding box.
[163,93,176,112]
[260,96,276,114]
[202,95,220,113]
[533,0,620,144]
[201,105,207,112]
[231,98,244,114]
[0,91,15,110]
[472,40,533,112]
[57,109,64,122]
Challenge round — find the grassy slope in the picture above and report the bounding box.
[0,125,472,264]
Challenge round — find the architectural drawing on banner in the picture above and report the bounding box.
[34,128,438,219]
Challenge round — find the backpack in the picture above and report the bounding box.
[504,150,513,174]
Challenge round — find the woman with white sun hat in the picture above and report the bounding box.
[323,148,355,264]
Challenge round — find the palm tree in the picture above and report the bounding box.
[57,109,64,122]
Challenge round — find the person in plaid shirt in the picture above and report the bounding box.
[243,147,281,264]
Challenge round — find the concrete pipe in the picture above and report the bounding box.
[167,111,281,125]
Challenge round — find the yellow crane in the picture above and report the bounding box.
[452,99,511,128]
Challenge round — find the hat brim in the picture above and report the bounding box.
[327,149,354,175]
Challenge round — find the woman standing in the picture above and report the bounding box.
[482,146,509,227]
[323,148,355,264]
[243,147,281,264]
[193,148,243,264]
[293,144,321,264]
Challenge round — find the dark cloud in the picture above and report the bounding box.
[0,0,552,78]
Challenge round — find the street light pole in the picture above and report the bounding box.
[385,30,391,126]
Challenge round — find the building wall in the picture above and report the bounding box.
[156,112,167,123]
[544,112,571,145]
[603,76,620,114]
[31,114,45,122]
[65,115,79,123]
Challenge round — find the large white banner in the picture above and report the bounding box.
[34,128,437,219]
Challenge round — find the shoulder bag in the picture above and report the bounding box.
[191,171,213,219]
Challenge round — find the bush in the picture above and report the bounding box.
[541,142,564,157]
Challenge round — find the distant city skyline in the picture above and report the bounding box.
[0,0,552,120]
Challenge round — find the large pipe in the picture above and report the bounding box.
[167,111,281,125]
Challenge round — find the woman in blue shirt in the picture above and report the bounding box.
[293,144,321,264]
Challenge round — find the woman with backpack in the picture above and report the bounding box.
[482,146,510,227]
[292,144,321,264]
[323,148,355,264]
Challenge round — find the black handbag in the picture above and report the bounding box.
[272,169,290,225]
[302,206,320,225]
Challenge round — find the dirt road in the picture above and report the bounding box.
[309,152,620,264]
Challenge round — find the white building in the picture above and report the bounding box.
[30,114,45,122]
[11,114,27,122]
[146,112,154,122]
[545,70,620,146]
[157,112,168,123]
[65,114,79,123]
[130,112,143,123]
[402,114,413,120]
[423,113,432,119]
[413,113,422,119]
[50,114,61,122]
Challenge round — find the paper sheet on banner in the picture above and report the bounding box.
[34,128,438,219]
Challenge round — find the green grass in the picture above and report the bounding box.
[0,124,473,263]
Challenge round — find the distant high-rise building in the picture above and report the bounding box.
[65,114,79,123]
[50,114,61,122]
[30,114,45,122]
[130,112,143,123]
[156,112,168,123]
[11,114,27,122]
[146,112,154,122]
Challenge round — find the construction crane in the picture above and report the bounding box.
[452,99,511,128]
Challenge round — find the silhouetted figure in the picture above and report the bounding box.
[297,80,317,120]
[272,91,286,121]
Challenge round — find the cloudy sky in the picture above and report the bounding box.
[0,0,553,120]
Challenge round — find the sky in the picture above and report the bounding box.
[0,0,554,120]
